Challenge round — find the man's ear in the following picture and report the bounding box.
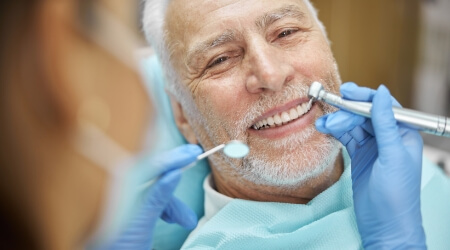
[169,95,199,144]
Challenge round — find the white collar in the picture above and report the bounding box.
[202,174,234,222]
[184,174,234,244]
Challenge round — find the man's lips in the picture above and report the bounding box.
[250,98,312,130]
[248,98,318,140]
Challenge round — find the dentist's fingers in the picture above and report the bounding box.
[142,170,182,214]
[340,82,402,107]
[316,111,367,134]
[316,109,375,138]
[112,170,183,249]
[136,144,203,182]
[160,196,198,229]
[340,82,377,102]
[316,113,373,157]
[371,85,403,155]
[371,85,423,164]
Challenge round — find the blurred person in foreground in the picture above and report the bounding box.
[143,0,450,249]
[0,1,203,249]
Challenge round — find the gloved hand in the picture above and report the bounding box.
[107,144,202,250]
[315,83,426,249]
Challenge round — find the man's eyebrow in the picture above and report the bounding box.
[255,5,306,31]
[186,29,237,66]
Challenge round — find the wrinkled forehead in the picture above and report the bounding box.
[165,0,313,59]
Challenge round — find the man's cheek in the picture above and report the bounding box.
[291,60,322,80]
[202,91,235,116]
[198,97,228,125]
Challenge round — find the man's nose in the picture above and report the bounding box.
[245,41,295,94]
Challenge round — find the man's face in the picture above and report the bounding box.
[166,0,341,187]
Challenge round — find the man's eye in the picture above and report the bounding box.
[208,56,229,68]
[278,29,297,38]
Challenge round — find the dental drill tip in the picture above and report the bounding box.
[308,81,324,100]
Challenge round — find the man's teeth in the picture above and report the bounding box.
[252,102,312,130]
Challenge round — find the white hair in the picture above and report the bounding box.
[142,0,328,106]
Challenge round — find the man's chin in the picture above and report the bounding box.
[240,136,342,188]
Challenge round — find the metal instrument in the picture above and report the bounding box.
[308,81,450,138]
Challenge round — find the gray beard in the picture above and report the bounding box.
[238,134,341,189]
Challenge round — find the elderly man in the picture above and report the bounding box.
[143,0,450,249]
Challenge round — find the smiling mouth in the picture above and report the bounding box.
[251,101,313,130]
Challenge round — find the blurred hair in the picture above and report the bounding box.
[0,1,92,249]
[0,2,43,248]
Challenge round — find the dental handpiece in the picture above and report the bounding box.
[308,81,450,138]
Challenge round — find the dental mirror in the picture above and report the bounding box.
[196,140,249,161]
[223,140,250,158]
[138,140,249,191]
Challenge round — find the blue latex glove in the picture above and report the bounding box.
[316,83,426,249]
[107,144,202,250]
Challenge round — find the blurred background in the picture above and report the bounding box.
[309,0,450,173]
